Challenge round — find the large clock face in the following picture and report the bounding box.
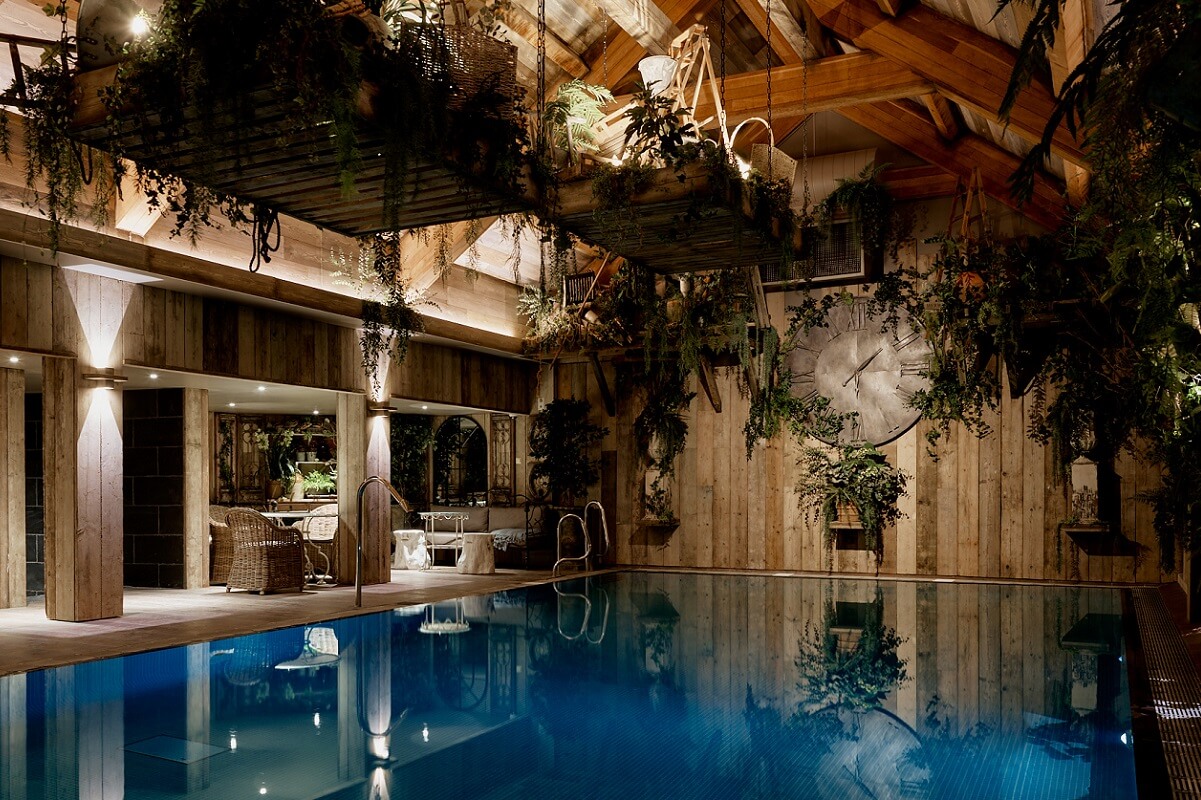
[787,298,932,446]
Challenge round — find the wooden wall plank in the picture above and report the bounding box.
[0,368,25,607]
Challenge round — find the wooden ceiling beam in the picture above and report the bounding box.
[690,52,932,125]
[838,100,1066,230]
[922,92,960,141]
[805,0,1087,166]
[878,164,958,200]
[591,0,682,55]
[873,0,904,17]
[498,6,589,78]
[732,0,815,62]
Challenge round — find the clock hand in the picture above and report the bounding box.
[842,347,884,387]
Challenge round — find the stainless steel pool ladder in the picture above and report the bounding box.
[355,476,412,608]
[552,501,609,577]
[554,578,609,644]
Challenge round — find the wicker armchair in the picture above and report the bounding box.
[225,508,306,595]
[301,503,340,582]
[209,505,234,585]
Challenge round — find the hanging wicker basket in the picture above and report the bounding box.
[730,116,797,187]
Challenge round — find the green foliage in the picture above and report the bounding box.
[302,467,336,496]
[795,594,908,712]
[620,83,698,168]
[797,443,908,567]
[390,414,433,513]
[816,162,898,257]
[359,232,426,396]
[633,369,695,522]
[543,80,614,165]
[253,426,295,482]
[528,399,609,505]
[9,0,527,257]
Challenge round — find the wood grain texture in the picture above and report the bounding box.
[182,388,210,590]
[0,368,25,607]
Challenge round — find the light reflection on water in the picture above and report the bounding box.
[0,573,1136,799]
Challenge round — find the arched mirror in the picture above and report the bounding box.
[432,416,487,506]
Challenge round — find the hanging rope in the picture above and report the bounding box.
[248,205,281,273]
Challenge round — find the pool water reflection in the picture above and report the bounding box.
[0,573,1137,799]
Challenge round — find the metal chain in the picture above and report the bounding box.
[766,0,773,178]
[536,0,547,156]
[800,39,811,215]
[601,7,610,86]
[719,0,727,109]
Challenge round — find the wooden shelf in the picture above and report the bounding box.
[1063,524,1139,557]
[555,163,801,274]
[68,60,536,237]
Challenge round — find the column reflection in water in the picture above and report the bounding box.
[0,672,28,800]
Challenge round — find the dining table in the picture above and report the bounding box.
[261,510,334,586]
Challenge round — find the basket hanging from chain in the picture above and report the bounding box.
[729,117,797,188]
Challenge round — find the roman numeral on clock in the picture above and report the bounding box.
[847,302,869,331]
[900,360,925,377]
[893,328,921,350]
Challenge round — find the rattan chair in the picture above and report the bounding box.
[225,508,306,595]
[301,503,339,583]
[209,505,234,585]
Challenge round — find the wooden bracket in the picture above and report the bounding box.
[589,352,616,417]
[697,355,722,413]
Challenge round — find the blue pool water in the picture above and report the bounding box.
[0,572,1137,799]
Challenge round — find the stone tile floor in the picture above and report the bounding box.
[0,568,562,676]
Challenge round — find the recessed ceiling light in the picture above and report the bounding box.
[312,409,319,415]
[421,405,428,410]
[6,356,17,364]
[228,402,236,408]
[148,372,158,379]
[257,385,266,392]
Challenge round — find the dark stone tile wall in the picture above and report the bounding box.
[25,393,43,597]
[123,389,186,588]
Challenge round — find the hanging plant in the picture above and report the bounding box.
[816,162,901,259]
[358,232,427,397]
[633,369,695,523]
[797,443,908,569]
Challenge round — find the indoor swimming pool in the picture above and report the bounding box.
[0,572,1138,799]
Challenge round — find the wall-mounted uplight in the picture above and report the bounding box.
[368,403,392,418]
[6,356,17,364]
[82,367,127,391]
[312,409,320,415]
[228,402,237,408]
[257,386,266,393]
[420,405,428,411]
[148,372,158,380]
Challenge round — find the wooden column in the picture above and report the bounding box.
[0,367,25,608]
[337,394,390,585]
[45,660,124,799]
[182,388,210,589]
[0,674,27,799]
[43,359,123,622]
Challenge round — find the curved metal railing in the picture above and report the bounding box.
[552,500,609,577]
[355,476,411,608]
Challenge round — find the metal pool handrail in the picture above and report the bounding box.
[355,476,411,608]
[553,500,609,577]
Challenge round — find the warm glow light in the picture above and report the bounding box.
[421,405,428,410]
[313,712,321,729]
[228,402,236,408]
[6,356,17,364]
[148,372,158,380]
[312,409,320,415]
[259,788,267,796]
[370,735,389,760]
[130,12,151,37]
[257,386,266,392]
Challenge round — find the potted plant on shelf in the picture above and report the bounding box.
[797,442,908,569]
[302,467,337,499]
[253,426,295,500]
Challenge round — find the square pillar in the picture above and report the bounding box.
[336,394,391,585]
[182,388,210,589]
[0,367,25,607]
[43,358,123,621]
